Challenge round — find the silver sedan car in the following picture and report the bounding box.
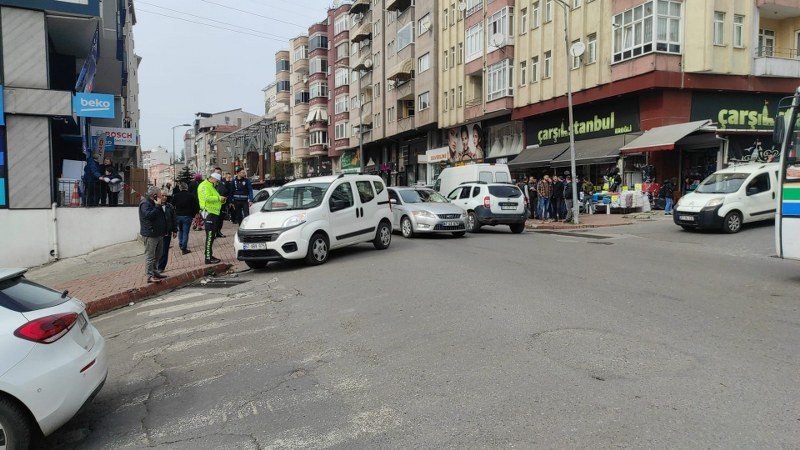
[387,187,467,238]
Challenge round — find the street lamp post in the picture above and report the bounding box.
[554,0,580,224]
[172,123,192,182]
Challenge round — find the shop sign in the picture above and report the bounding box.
[73,93,115,118]
[444,123,485,161]
[425,147,449,164]
[690,92,788,131]
[526,98,640,146]
[487,121,524,159]
[91,135,114,152]
[340,150,360,173]
[90,126,138,146]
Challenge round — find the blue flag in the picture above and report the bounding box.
[76,27,99,157]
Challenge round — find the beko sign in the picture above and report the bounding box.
[73,93,115,118]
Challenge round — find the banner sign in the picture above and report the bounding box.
[91,126,138,146]
[91,135,115,152]
[444,122,484,162]
[73,93,114,118]
[691,92,790,131]
[526,98,640,146]
[340,150,360,173]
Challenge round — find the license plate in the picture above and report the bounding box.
[501,205,516,210]
[443,221,460,227]
[242,242,268,250]
[77,313,88,333]
[679,215,694,222]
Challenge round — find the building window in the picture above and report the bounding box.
[374,51,381,68]
[544,0,553,23]
[458,42,464,64]
[571,39,581,69]
[713,11,725,46]
[335,122,350,140]
[335,68,349,85]
[543,51,551,79]
[336,42,349,60]
[443,7,449,29]
[733,15,744,48]
[374,82,381,99]
[587,33,597,64]
[309,57,328,75]
[451,3,456,26]
[612,0,682,63]
[487,7,513,50]
[443,50,449,71]
[417,92,429,111]
[450,89,455,110]
[466,0,482,17]
[310,130,328,146]
[487,59,513,101]
[450,46,456,68]
[335,95,349,114]
[398,23,414,51]
[758,28,774,57]
[418,52,431,73]
[334,15,348,35]
[466,23,484,62]
[520,8,528,34]
[418,13,431,36]
[388,106,396,122]
[375,112,382,128]
[573,0,581,8]
[388,40,395,56]
[310,81,328,99]
[374,19,382,36]
[276,59,290,72]
[293,45,308,62]
[351,95,359,110]
[519,61,527,86]
[457,85,463,107]
[532,1,540,28]
[443,90,449,111]
[531,56,539,82]
[294,91,309,104]
[277,80,290,92]
[308,34,328,52]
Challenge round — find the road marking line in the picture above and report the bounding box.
[140,297,226,316]
[156,291,206,305]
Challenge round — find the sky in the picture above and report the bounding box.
[134,0,333,153]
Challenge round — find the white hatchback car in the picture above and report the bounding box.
[235,174,393,269]
[0,269,107,449]
[446,182,529,233]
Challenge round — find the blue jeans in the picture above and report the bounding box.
[665,197,673,214]
[157,234,171,272]
[177,216,192,250]
[538,198,550,220]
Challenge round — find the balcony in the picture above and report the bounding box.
[351,22,372,44]
[293,58,309,73]
[753,47,800,77]
[309,145,327,156]
[350,0,370,15]
[386,0,412,13]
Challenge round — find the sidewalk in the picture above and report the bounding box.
[27,221,242,316]
[526,212,635,230]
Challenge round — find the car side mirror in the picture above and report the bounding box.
[746,187,759,196]
[330,198,349,212]
[389,198,397,204]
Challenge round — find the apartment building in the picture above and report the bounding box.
[509,0,800,188]
[273,50,292,164]
[289,35,311,176]
[328,2,351,173]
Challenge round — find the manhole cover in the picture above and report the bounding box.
[535,230,613,239]
[190,278,250,289]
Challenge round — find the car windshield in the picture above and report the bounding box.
[262,183,330,211]
[399,189,449,203]
[695,173,749,194]
[0,276,70,312]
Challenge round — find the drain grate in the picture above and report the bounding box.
[189,278,251,289]
[535,230,613,239]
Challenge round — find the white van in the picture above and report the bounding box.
[433,163,512,196]
[674,162,780,233]
[235,174,393,268]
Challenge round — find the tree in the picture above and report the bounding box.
[176,165,193,184]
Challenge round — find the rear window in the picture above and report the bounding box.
[0,276,69,313]
[478,171,493,183]
[488,185,522,198]
[495,172,510,183]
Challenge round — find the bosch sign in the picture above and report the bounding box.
[73,93,115,118]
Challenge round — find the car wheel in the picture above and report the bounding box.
[510,223,526,234]
[467,211,481,233]
[305,233,329,265]
[245,261,268,270]
[452,231,466,237]
[0,397,32,450]
[373,221,392,250]
[723,211,743,234]
[401,216,415,238]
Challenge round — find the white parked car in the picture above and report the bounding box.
[235,174,393,269]
[249,187,278,216]
[674,162,780,233]
[387,187,467,238]
[446,182,528,233]
[0,269,107,449]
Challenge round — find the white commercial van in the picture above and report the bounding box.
[433,163,512,196]
[673,162,780,233]
[235,174,393,268]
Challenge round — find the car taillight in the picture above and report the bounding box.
[14,313,78,344]
[483,196,491,208]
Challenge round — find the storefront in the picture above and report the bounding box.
[484,120,525,163]
[419,147,449,186]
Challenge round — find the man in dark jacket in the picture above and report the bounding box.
[551,176,565,221]
[231,168,254,224]
[172,182,198,254]
[213,167,229,237]
[83,155,102,206]
[157,189,179,272]
[139,186,168,283]
[563,175,577,222]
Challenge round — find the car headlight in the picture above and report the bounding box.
[412,210,437,219]
[282,213,307,228]
[705,198,724,208]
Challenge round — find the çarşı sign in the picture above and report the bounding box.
[73,93,114,118]
[526,98,640,146]
[690,92,789,131]
[90,126,138,146]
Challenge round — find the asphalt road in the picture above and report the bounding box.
[45,218,800,449]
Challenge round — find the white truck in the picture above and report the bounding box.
[433,163,512,197]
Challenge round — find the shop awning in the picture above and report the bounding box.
[508,143,569,169]
[551,133,641,167]
[387,58,413,82]
[620,120,712,154]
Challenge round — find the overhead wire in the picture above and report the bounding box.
[136,8,287,43]
[199,0,307,29]
[137,0,290,41]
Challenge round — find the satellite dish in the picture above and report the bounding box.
[490,33,505,47]
[302,75,308,83]
[458,2,467,11]
[364,58,373,68]
[570,41,586,57]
